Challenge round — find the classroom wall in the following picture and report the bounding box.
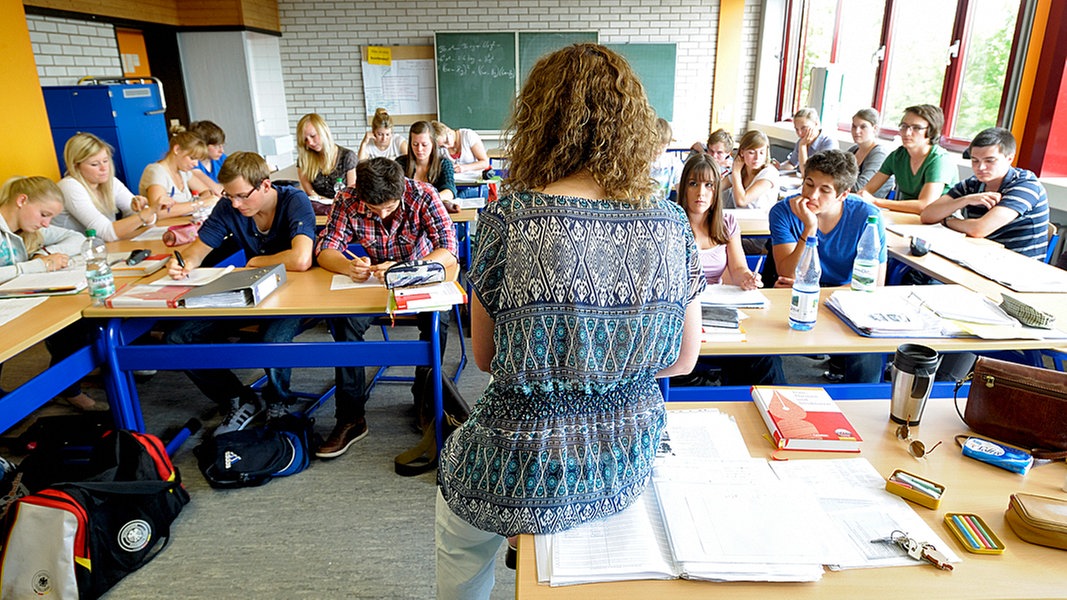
[26,14,123,87]
[276,0,763,153]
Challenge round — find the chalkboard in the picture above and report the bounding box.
[518,31,599,84]
[605,43,677,121]
[435,33,517,132]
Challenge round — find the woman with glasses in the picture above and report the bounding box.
[140,127,219,218]
[859,104,956,214]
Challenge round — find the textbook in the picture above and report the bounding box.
[750,386,862,452]
[391,281,467,312]
[701,305,740,329]
[107,252,169,277]
[105,283,193,308]
[0,271,87,297]
[181,264,286,308]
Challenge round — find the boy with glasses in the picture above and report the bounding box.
[163,151,316,435]
[920,127,1049,259]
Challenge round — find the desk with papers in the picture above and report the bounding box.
[516,398,1067,598]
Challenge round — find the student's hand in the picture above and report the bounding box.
[442,199,461,213]
[789,195,818,231]
[362,131,374,144]
[167,258,190,280]
[738,270,763,291]
[157,194,177,212]
[800,127,818,146]
[774,276,795,289]
[962,191,1001,209]
[454,162,465,174]
[731,155,745,176]
[369,260,397,279]
[38,253,70,272]
[346,255,372,282]
[131,195,149,212]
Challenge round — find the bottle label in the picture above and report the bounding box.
[86,268,116,299]
[851,259,879,291]
[790,288,819,324]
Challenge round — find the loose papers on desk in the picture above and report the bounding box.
[534,410,960,587]
[885,223,965,247]
[0,271,87,297]
[0,297,48,327]
[931,238,1067,293]
[698,284,769,307]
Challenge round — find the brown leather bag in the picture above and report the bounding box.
[956,356,1067,460]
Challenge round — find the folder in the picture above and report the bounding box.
[180,264,287,308]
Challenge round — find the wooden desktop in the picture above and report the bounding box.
[516,398,1067,598]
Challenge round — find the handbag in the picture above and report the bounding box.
[1005,493,1067,550]
[955,356,1067,460]
[393,373,471,476]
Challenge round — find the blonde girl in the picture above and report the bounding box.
[55,133,160,241]
[358,108,408,160]
[721,130,780,209]
[139,127,217,217]
[431,120,490,175]
[295,113,357,205]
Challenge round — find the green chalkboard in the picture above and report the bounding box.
[518,31,599,84]
[435,32,517,131]
[605,43,677,121]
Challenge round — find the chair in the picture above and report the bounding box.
[745,254,765,273]
[1045,223,1059,265]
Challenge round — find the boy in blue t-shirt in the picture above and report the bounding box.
[163,152,316,435]
[769,149,887,383]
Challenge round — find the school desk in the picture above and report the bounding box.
[81,267,456,445]
[516,398,1067,599]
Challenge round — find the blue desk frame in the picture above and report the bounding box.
[0,341,101,434]
[98,312,446,448]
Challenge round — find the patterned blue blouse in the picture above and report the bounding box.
[438,191,705,536]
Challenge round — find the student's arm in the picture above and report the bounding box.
[880,182,943,214]
[920,184,974,223]
[729,168,775,208]
[853,145,887,192]
[36,225,86,261]
[246,234,314,271]
[862,173,893,206]
[297,171,320,201]
[357,131,374,161]
[656,299,702,378]
[438,158,457,202]
[455,137,490,174]
[945,205,1018,238]
[723,233,761,290]
[191,169,223,196]
[470,291,495,372]
[771,196,818,286]
[165,239,214,279]
[59,179,152,242]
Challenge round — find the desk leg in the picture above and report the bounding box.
[431,311,444,452]
[99,318,145,432]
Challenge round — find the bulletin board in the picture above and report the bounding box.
[360,45,438,127]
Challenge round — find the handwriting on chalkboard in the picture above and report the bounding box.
[437,41,517,80]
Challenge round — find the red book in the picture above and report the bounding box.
[750,386,863,452]
[105,283,193,308]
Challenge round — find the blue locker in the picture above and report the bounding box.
[43,83,169,190]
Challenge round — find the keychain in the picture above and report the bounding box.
[871,530,953,570]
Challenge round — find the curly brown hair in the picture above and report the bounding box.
[504,43,658,203]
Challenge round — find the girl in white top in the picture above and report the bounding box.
[432,120,490,174]
[0,176,84,282]
[139,129,218,217]
[54,133,161,242]
[721,129,780,209]
[358,108,408,160]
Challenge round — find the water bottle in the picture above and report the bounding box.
[333,177,344,198]
[789,236,821,331]
[851,215,880,292]
[82,229,115,305]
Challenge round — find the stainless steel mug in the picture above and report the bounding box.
[890,343,942,425]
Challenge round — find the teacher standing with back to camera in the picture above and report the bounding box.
[435,43,704,599]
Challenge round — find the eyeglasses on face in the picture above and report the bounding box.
[222,180,265,202]
[897,123,929,133]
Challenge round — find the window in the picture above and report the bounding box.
[786,0,1021,146]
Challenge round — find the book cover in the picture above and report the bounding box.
[392,281,467,312]
[105,283,192,308]
[109,253,169,277]
[750,386,862,452]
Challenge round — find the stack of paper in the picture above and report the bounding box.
[698,284,769,308]
[0,271,87,298]
[825,289,945,337]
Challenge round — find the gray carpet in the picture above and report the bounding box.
[2,321,833,599]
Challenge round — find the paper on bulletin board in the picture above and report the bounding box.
[360,45,437,126]
[367,46,392,65]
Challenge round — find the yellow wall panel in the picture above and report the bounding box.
[711,0,745,133]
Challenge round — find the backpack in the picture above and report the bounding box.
[194,414,314,488]
[0,431,189,600]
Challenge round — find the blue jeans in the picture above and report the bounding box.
[164,317,303,408]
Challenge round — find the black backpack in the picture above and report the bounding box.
[194,414,314,489]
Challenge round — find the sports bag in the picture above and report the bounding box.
[0,431,189,600]
[195,414,313,488]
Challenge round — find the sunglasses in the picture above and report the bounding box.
[895,419,942,459]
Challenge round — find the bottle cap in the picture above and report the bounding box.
[867,215,878,224]
[806,236,817,244]
[85,229,96,237]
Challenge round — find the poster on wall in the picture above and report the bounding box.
[360,45,437,126]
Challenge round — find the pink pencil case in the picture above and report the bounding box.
[163,223,200,247]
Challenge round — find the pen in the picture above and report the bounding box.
[341,248,360,261]
[752,255,765,275]
[174,250,185,268]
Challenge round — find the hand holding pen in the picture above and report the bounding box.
[739,255,764,290]
[167,250,190,280]
[342,248,373,282]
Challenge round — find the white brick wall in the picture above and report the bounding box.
[277,0,763,150]
[27,15,123,87]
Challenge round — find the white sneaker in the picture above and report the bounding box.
[215,401,263,436]
[266,402,290,421]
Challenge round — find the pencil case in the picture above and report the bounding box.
[1005,493,1067,550]
[163,223,200,247]
[383,260,445,289]
[885,469,944,509]
[944,513,1005,554]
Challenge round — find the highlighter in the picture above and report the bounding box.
[960,436,1033,475]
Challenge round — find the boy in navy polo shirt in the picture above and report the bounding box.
[920,127,1049,259]
[164,151,316,435]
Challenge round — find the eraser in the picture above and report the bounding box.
[961,436,1033,475]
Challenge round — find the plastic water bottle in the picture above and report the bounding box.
[851,215,880,292]
[789,236,821,331]
[333,177,344,198]
[82,229,115,305]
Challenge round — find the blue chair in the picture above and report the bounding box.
[1045,224,1059,265]
[746,254,765,273]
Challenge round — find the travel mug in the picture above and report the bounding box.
[889,343,942,425]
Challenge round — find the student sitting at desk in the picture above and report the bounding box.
[188,120,228,196]
[688,128,735,177]
[848,108,893,198]
[859,104,957,214]
[435,43,702,599]
[0,176,101,410]
[433,120,491,200]
[295,113,358,215]
[358,107,408,160]
[650,117,683,200]
[314,157,457,459]
[140,128,219,219]
[396,121,460,212]
[163,152,316,436]
[773,108,836,176]
[54,132,161,242]
[677,154,785,386]
[770,149,887,383]
[920,127,1049,259]
[721,130,780,210]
